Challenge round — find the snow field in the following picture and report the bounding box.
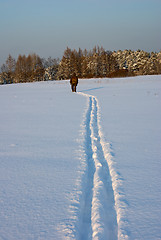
[0,76,161,240]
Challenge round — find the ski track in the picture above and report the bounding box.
[62,92,129,240]
[78,92,117,240]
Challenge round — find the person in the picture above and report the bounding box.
[70,73,78,92]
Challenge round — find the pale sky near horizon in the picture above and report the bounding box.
[0,0,161,66]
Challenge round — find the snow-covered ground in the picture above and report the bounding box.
[0,75,161,240]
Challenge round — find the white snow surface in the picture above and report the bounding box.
[0,75,161,240]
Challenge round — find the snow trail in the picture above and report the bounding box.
[78,92,117,240]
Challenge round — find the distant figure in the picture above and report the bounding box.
[70,73,78,92]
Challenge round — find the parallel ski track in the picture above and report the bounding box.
[78,92,117,240]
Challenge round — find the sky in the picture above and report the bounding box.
[0,0,161,67]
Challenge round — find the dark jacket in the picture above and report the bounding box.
[70,74,78,86]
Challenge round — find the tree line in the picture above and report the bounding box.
[1,46,161,84]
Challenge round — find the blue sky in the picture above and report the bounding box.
[0,0,161,66]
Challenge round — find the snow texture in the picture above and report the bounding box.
[0,75,161,240]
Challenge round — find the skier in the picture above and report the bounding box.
[70,73,78,92]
